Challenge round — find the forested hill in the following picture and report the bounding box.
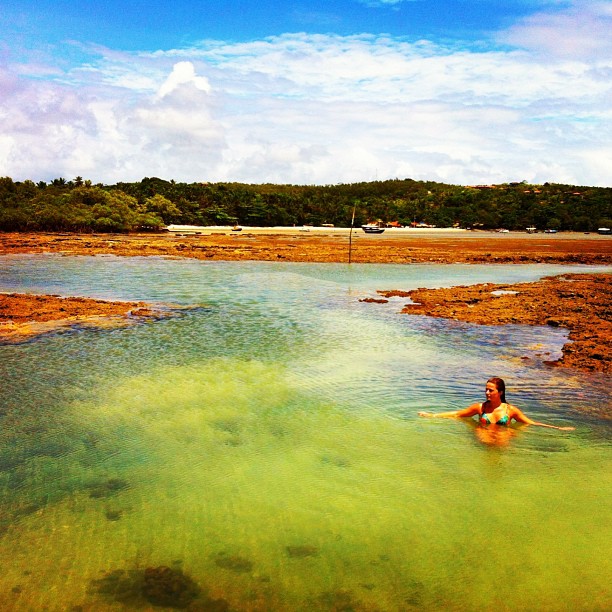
[1,176,611,233]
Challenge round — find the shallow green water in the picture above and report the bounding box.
[0,256,610,611]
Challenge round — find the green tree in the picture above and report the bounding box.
[143,194,181,225]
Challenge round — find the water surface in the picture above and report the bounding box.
[0,256,610,611]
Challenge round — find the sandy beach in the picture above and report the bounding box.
[1,230,610,372]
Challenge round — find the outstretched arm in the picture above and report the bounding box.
[510,406,575,431]
[419,403,481,419]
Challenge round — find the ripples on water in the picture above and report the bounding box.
[0,255,610,611]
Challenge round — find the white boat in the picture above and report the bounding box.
[361,224,385,234]
[165,224,207,234]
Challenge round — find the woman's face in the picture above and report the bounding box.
[485,382,500,401]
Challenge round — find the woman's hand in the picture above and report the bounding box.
[418,411,433,417]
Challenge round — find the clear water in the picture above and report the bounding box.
[0,255,610,611]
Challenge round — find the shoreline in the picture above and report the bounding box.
[1,232,610,373]
[0,293,183,343]
[1,230,610,265]
[375,273,611,374]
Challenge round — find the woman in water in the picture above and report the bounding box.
[418,377,575,430]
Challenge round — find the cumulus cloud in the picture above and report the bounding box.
[0,14,611,186]
[157,61,211,98]
[0,57,224,182]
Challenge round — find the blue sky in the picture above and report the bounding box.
[1,1,611,185]
[4,0,533,49]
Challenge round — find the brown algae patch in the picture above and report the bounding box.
[87,478,130,499]
[89,565,222,609]
[285,544,320,559]
[214,553,254,573]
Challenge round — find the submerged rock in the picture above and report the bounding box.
[142,565,201,608]
[314,589,373,611]
[90,568,143,604]
[285,545,320,558]
[91,565,211,609]
[104,509,122,521]
[214,553,253,573]
[87,478,129,499]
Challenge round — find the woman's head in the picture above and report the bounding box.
[486,377,506,403]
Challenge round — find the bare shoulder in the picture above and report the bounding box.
[507,403,525,417]
[467,401,483,414]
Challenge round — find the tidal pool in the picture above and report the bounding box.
[0,255,610,611]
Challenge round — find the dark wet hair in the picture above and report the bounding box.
[487,377,507,403]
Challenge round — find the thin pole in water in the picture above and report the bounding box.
[348,202,357,264]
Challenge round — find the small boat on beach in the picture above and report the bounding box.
[165,224,206,234]
[361,224,385,234]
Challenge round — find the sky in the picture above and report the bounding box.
[1,1,611,186]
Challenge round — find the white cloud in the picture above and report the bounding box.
[0,57,223,182]
[497,0,612,60]
[157,61,211,98]
[0,20,610,186]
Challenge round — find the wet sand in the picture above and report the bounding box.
[1,231,610,372]
[0,229,610,264]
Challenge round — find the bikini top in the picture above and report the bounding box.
[480,403,510,426]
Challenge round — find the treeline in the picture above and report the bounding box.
[1,175,611,233]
